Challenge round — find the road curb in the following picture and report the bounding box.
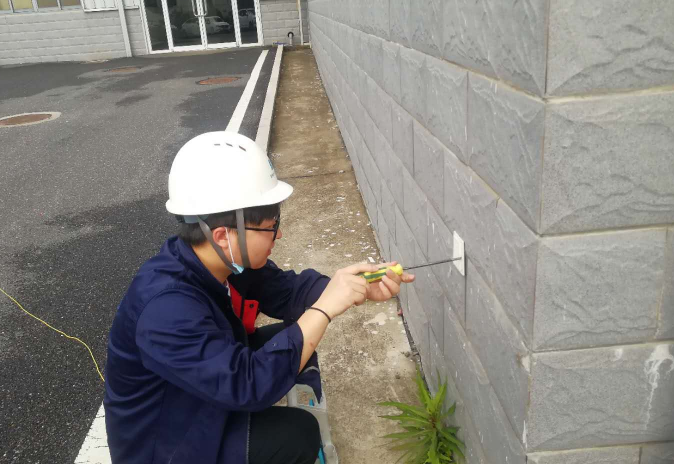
[255,44,284,154]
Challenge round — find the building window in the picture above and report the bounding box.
[0,0,81,12]
[37,0,59,7]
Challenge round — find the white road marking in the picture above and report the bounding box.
[74,403,111,464]
[226,49,269,133]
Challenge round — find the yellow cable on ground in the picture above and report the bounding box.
[0,286,105,383]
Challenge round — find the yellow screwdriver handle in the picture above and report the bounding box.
[358,264,404,283]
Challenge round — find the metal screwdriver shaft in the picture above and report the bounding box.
[404,257,462,270]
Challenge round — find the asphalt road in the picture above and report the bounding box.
[0,46,274,464]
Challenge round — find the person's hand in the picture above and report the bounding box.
[313,262,381,319]
[365,261,415,302]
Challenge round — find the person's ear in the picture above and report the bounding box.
[211,227,231,248]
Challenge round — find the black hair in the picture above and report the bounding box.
[177,203,281,246]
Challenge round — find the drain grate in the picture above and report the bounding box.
[197,76,240,85]
[106,66,140,73]
[0,112,60,127]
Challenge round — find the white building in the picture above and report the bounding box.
[0,0,308,65]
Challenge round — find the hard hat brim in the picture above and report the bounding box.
[166,180,293,216]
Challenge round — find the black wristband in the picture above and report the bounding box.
[307,306,332,323]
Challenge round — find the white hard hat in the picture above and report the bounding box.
[166,131,293,217]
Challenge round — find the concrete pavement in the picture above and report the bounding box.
[266,47,419,463]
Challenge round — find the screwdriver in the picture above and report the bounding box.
[358,258,462,283]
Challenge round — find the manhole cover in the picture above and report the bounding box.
[198,76,240,85]
[0,112,61,127]
[106,66,140,73]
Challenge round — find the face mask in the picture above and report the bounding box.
[225,228,244,274]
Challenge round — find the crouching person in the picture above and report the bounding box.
[104,132,414,464]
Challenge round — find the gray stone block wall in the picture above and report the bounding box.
[0,10,145,65]
[259,0,306,46]
[308,0,674,462]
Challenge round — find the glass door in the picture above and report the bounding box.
[202,0,237,48]
[166,0,210,50]
[234,0,261,46]
[142,0,259,52]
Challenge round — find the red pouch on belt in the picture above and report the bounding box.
[229,284,259,335]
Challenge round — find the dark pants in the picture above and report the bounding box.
[247,324,321,464]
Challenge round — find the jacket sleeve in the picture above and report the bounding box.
[135,290,304,412]
[243,260,330,325]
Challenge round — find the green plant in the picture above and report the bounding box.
[378,368,465,464]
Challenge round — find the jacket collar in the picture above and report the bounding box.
[172,237,231,301]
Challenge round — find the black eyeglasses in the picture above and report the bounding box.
[245,215,281,241]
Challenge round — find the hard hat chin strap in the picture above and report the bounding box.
[197,210,251,275]
[235,209,251,269]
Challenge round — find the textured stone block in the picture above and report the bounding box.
[360,34,383,87]
[360,104,376,157]
[363,0,389,40]
[394,205,416,267]
[466,261,529,440]
[547,0,674,96]
[360,143,379,196]
[426,56,468,164]
[340,21,356,62]
[390,102,414,176]
[357,65,369,111]
[414,242,446,348]
[541,91,674,234]
[381,41,401,104]
[444,151,537,343]
[376,210,391,261]
[380,181,397,241]
[458,413,489,464]
[534,228,666,351]
[400,46,428,125]
[428,330,449,396]
[372,128,391,190]
[346,57,359,97]
[443,302,526,464]
[468,74,545,231]
[407,284,430,368]
[332,48,347,82]
[360,179,378,227]
[527,447,640,464]
[480,201,538,345]
[427,204,465,327]
[413,122,445,216]
[443,148,497,241]
[658,227,674,340]
[409,0,443,58]
[528,342,674,450]
[442,0,548,95]
[389,0,411,48]
[403,168,428,257]
[641,442,674,464]
[369,82,392,147]
[435,364,489,464]
[383,152,405,211]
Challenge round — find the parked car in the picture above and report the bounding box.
[181,16,231,37]
[238,8,256,30]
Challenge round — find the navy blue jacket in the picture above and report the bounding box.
[104,237,329,464]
